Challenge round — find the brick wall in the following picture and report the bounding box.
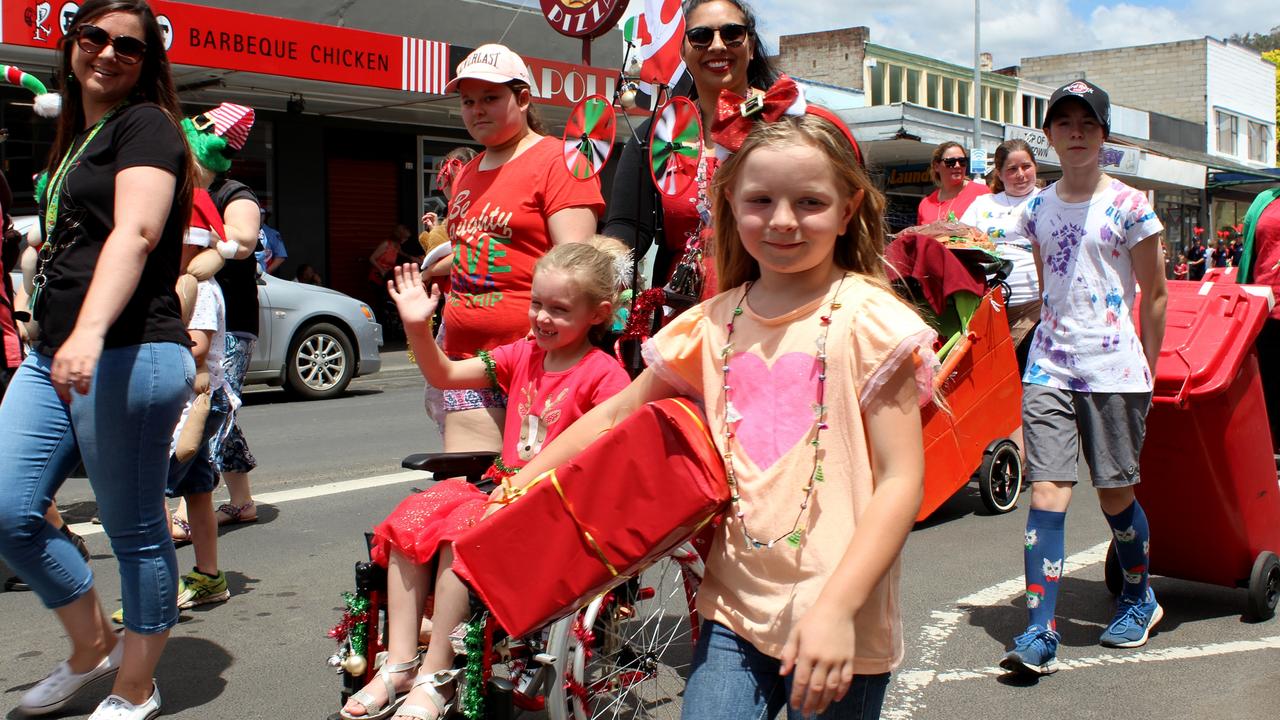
[1021,40,1207,124]
[776,27,870,90]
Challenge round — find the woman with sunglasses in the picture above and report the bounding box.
[917,140,990,224]
[603,0,780,292]
[0,2,195,718]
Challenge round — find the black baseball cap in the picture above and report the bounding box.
[1043,79,1111,137]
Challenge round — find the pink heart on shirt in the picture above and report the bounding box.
[728,352,818,471]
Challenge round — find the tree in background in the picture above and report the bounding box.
[1265,50,1279,163]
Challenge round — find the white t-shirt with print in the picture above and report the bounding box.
[188,280,228,393]
[960,189,1041,306]
[1015,178,1164,393]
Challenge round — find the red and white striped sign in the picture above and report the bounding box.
[401,36,449,94]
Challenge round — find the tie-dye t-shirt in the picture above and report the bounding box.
[960,190,1041,306]
[1015,179,1164,392]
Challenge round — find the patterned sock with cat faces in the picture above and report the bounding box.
[1104,500,1150,600]
[1024,508,1066,630]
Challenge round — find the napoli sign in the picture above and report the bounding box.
[539,0,628,39]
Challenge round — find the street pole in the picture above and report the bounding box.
[973,0,983,176]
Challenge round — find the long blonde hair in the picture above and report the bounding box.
[711,113,888,292]
[535,236,632,340]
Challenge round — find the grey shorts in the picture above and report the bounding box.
[1022,384,1152,488]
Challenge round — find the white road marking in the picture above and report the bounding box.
[884,540,1111,720]
[65,470,428,538]
[933,636,1280,683]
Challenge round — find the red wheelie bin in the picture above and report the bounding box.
[1118,280,1280,620]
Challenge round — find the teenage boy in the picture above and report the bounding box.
[1000,79,1169,676]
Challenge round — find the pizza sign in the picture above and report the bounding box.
[539,0,628,40]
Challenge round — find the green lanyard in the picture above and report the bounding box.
[31,104,125,315]
[42,104,124,239]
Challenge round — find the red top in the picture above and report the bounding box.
[916,181,991,225]
[1252,200,1280,320]
[443,137,605,357]
[490,338,630,472]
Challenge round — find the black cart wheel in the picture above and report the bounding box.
[976,439,1023,514]
[1104,539,1123,596]
[1246,551,1279,621]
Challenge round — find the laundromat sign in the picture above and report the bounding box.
[0,0,613,105]
[1004,126,1140,175]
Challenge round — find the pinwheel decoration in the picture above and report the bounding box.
[647,96,703,197]
[562,95,617,181]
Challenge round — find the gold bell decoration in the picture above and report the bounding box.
[619,82,638,110]
[341,652,368,677]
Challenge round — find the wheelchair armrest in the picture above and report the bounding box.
[401,451,498,486]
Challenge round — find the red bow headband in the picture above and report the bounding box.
[435,157,465,194]
[710,75,864,166]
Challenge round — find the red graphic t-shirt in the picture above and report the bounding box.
[916,181,991,225]
[443,137,605,358]
[490,338,630,472]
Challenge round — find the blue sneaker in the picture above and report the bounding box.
[1100,587,1163,648]
[1000,625,1060,675]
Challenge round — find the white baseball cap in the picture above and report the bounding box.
[445,43,531,93]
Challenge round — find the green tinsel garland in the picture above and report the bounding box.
[477,350,499,392]
[344,592,370,657]
[461,616,486,720]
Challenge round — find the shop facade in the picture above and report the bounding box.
[0,0,623,301]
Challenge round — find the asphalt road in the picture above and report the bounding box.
[2,352,1278,719]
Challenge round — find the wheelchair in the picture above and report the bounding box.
[328,449,705,720]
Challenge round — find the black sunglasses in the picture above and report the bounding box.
[941,156,969,168]
[685,23,750,49]
[74,24,147,65]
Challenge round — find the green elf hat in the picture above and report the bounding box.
[2,65,61,118]
[182,103,255,173]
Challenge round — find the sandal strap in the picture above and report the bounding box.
[381,655,423,674]
[345,654,421,716]
[401,668,458,718]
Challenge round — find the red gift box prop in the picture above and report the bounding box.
[452,397,728,638]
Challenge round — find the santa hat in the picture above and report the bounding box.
[186,189,227,248]
[182,103,255,173]
[2,65,60,118]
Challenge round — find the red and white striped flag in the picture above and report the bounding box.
[632,0,685,90]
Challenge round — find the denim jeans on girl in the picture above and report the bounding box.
[682,620,891,720]
[0,343,194,633]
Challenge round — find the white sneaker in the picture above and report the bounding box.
[20,640,124,715]
[88,684,161,720]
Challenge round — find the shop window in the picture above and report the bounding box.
[224,119,274,212]
[926,74,939,108]
[942,77,955,112]
[1003,91,1015,126]
[1247,121,1270,163]
[870,62,885,106]
[888,64,904,104]
[906,69,921,104]
[957,81,970,116]
[1215,110,1238,155]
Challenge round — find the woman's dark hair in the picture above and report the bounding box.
[47,0,194,217]
[507,81,547,135]
[683,0,780,91]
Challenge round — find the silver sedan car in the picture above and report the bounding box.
[10,216,382,400]
[246,272,383,399]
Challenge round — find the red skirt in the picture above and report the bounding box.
[370,479,489,567]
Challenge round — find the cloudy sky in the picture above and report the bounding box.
[620,0,1277,69]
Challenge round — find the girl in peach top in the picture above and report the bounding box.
[499,110,937,719]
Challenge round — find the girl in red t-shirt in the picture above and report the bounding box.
[339,239,631,720]
[439,44,605,456]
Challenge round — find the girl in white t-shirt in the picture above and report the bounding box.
[961,139,1043,356]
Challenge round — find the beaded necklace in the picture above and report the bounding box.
[721,272,847,550]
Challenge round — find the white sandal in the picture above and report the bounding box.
[394,668,459,720]
[339,653,422,720]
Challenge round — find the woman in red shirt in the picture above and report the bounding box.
[917,141,991,224]
[437,44,604,452]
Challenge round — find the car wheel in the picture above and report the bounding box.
[285,322,355,400]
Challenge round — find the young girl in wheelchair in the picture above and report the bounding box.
[340,237,632,720]
[495,110,937,719]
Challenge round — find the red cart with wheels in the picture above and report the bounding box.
[1117,280,1280,620]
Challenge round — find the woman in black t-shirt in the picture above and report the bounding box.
[0,3,195,717]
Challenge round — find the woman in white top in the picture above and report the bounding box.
[961,138,1042,362]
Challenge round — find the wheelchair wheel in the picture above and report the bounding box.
[544,544,703,720]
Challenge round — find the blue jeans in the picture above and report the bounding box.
[0,344,194,633]
[682,620,891,720]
